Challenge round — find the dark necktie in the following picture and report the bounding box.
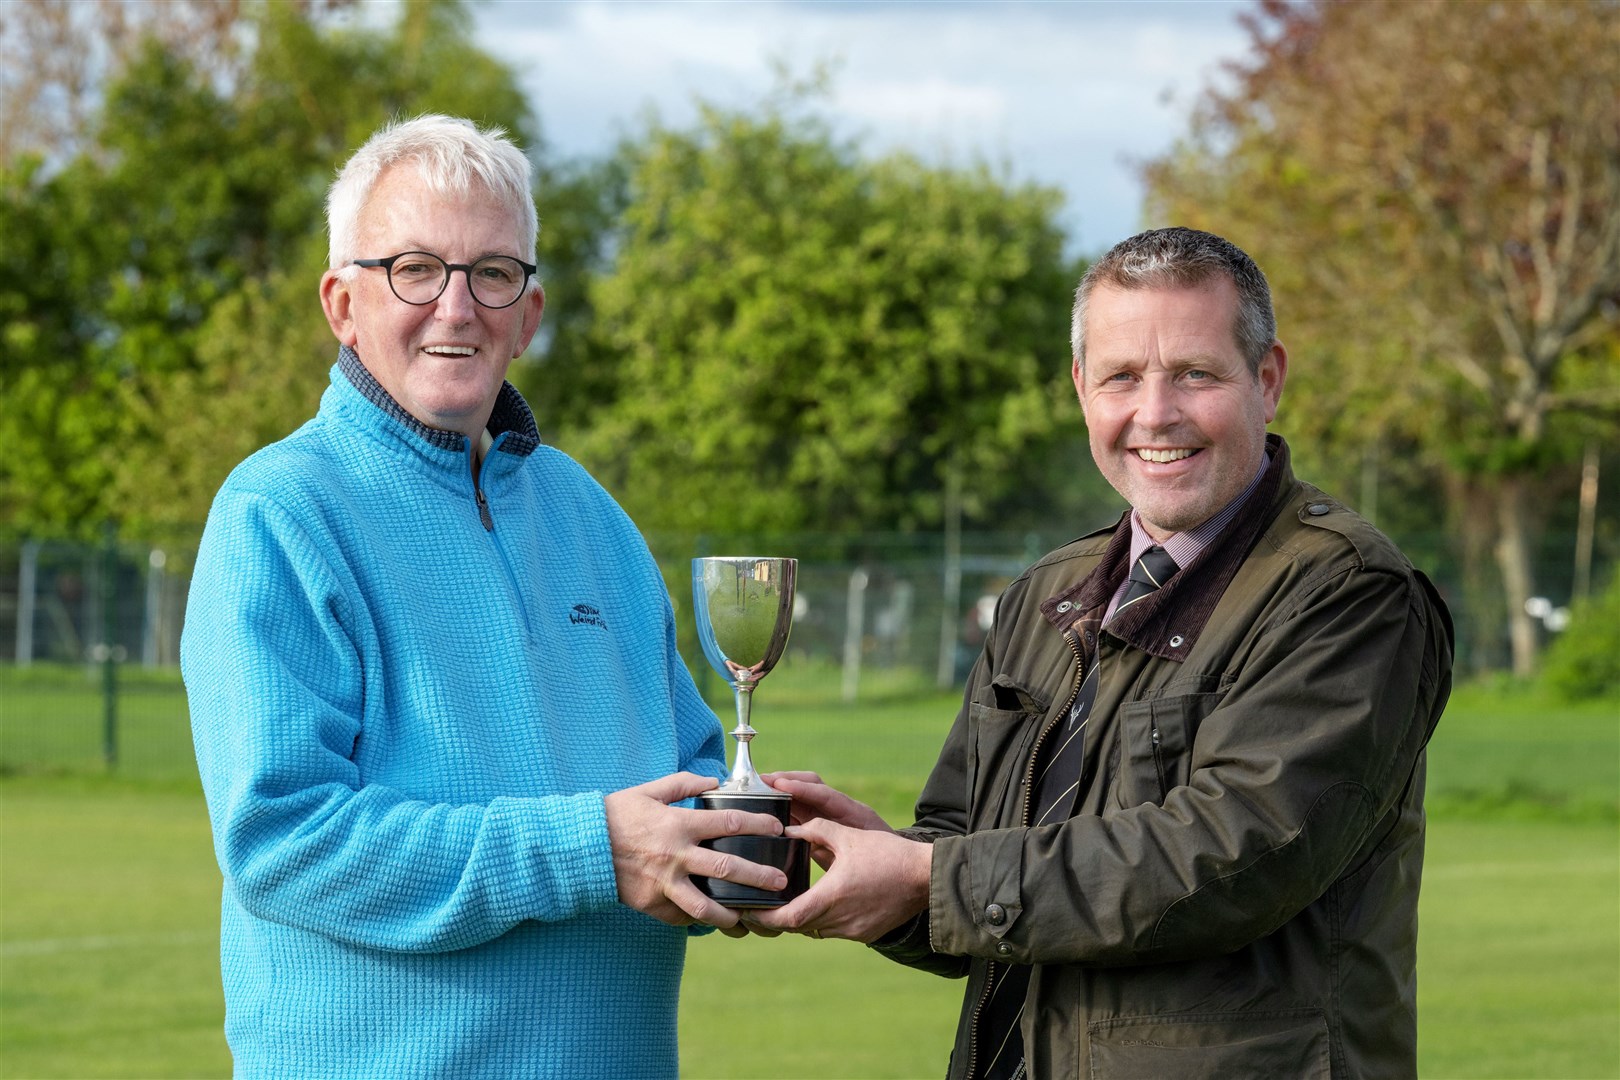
[1030,546,1177,826]
[1115,545,1180,616]
[973,545,1179,1080]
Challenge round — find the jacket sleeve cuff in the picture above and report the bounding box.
[928,828,1029,961]
[486,792,620,921]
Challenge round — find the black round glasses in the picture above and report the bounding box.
[351,251,538,310]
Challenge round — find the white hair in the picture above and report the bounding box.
[325,114,537,271]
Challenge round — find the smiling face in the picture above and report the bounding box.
[319,164,544,441]
[1075,278,1286,541]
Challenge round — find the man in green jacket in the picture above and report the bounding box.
[752,227,1453,1079]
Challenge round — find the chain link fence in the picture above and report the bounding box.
[1,531,196,778]
[0,527,1602,779]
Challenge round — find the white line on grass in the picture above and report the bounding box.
[2,930,213,957]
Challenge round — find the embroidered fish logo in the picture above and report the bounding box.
[569,603,606,629]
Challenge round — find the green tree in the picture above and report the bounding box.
[1,0,539,539]
[565,98,1077,537]
[518,153,633,440]
[1143,0,1620,674]
[1541,568,1620,702]
[0,153,121,535]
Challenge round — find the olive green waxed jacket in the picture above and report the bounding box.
[875,436,1453,1080]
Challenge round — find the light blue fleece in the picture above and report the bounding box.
[182,348,726,1079]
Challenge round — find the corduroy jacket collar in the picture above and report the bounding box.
[1039,433,1290,663]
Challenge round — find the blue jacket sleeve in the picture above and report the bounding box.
[183,489,623,954]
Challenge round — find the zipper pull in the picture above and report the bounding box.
[467,438,494,532]
[475,486,494,531]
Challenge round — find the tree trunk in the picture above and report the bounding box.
[1442,471,1505,674]
[1573,441,1600,604]
[1492,475,1540,677]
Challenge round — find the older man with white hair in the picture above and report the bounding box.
[183,114,782,1079]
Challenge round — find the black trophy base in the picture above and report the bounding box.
[693,792,811,909]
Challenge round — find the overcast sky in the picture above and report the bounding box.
[470,0,1255,256]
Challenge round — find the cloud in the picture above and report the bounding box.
[473,0,1250,254]
[833,75,1009,136]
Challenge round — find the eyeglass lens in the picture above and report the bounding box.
[388,253,528,308]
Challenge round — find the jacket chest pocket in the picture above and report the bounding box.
[967,700,1040,831]
[1113,691,1225,807]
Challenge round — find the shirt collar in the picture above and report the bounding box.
[1127,449,1273,571]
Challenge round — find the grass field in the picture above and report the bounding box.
[1,663,1617,1078]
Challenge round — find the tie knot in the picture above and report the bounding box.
[1114,546,1179,617]
[1131,546,1179,589]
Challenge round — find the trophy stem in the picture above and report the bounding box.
[721,684,772,793]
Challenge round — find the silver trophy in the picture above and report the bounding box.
[691,556,810,908]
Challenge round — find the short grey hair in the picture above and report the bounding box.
[326,113,537,271]
[1070,227,1277,374]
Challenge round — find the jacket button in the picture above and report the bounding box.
[1307,503,1331,516]
[997,942,1013,956]
[1057,601,1073,613]
[985,903,1006,925]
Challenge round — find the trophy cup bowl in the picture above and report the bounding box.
[690,556,810,909]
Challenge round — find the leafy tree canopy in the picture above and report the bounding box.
[1142,0,1620,674]
[1,0,537,540]
[558,94,1081,536]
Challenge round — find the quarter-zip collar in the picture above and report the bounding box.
[1039,433,1290,662]
[335,345,541,459]
[328,346,543,533]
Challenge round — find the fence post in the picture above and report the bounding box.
[1360,437,1380,527]
[16,539,38,667]
[142,548,167,668]
[841,568,868,703]
[936,470,963,689]
[100,523,119,770]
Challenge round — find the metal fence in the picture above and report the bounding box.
[0,529,1602,778]
[7,532,191,670]
[1,532,196,777]
[0,529,1050,778]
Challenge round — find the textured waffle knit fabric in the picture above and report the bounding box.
[183,348,726,1079]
